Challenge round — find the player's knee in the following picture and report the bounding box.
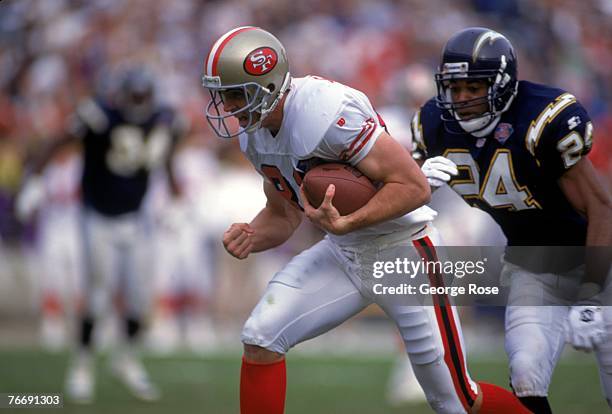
[509,352,549,396]
[242,344,284,363]
[241,314,290,354]
[601,359,612,376]
[598,357,612,406]
[597,343,612,375]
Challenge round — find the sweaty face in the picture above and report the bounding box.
[221,88,260,127]
[447,79,489,119]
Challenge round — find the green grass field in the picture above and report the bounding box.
[0,349,608,413]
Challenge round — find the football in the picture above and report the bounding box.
[303,163,377,215]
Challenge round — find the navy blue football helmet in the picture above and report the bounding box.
[116,68,156,123]
[435,27,518,135]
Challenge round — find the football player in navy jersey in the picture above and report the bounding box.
[17,68,187,403]
[412,27,612,413]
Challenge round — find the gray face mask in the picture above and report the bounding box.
[203,73,291,139]
[204,81,269,139]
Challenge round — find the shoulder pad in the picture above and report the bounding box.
[287,77,347,158]
[525,91,577,156]
[411,98,441,157]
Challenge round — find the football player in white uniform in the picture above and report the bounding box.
[202,27,530,414]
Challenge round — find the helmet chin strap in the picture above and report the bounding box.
[247,73,292,133]
[459,113,500,137]
[263,72,291,118]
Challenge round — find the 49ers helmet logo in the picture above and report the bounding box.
[244,47,278,76]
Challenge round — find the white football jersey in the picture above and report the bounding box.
[239,76,436,245]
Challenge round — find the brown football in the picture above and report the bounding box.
[303,163,377,216]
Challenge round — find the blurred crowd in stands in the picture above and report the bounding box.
[1,0,611,168]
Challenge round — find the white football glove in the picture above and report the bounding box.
[421,156,458,189]
[15,175,45,222]
[565,305,605,352]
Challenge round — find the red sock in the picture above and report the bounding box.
[478,382,533,414]
[240,356,286,414]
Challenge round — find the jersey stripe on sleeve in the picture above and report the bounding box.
[340,118,377,162]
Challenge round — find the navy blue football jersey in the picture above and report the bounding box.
[412,81,594,268]
[68,98,184,216]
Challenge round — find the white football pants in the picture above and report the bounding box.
[80,207,153,319]
[242,226,479,414]
[503,260,612,407]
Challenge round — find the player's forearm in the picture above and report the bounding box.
[249,205,302,252]
[338,131,431,234]
[342,180,430,233]
[586,200,612,246]
[558,158,612,295]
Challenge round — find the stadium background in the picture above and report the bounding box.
[0,0,610,412]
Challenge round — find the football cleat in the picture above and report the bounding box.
[65,352,95,404]
[109,351,161,401]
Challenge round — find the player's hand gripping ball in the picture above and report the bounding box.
[302,163,376,216]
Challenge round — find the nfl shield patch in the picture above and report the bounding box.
[494,123,513,144]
